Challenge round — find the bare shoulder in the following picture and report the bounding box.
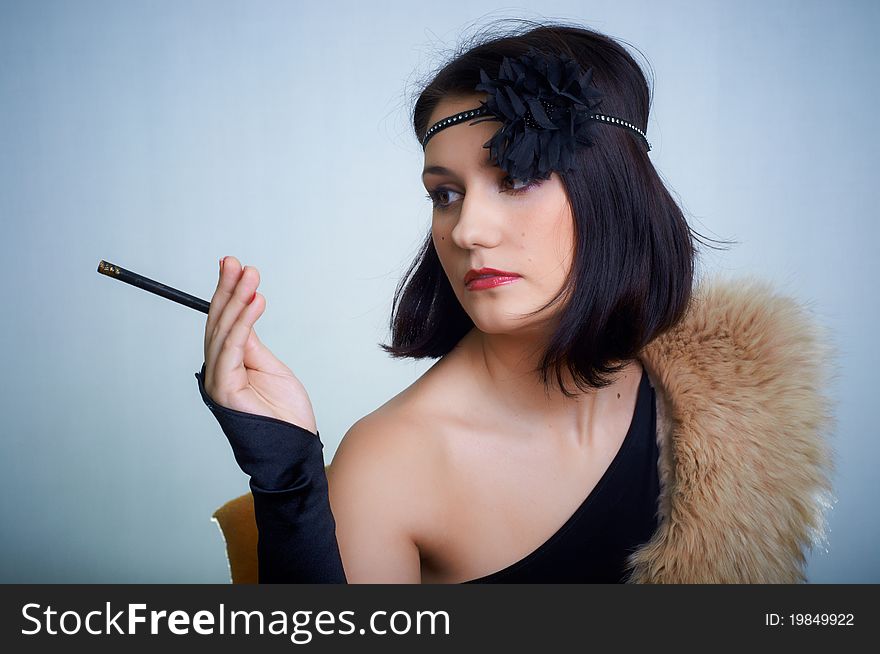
[328,403,447,496]
[328,355,463,489]
[324,388,451,581]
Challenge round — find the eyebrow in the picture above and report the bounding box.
[422,158,497,179]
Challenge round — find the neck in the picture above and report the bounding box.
[457,327,640,446]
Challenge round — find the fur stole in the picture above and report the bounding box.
[625,276,838,583]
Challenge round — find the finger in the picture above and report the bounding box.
[207,262,258,371]
[214,290,266,386]
[205,255,244,357]
[204,255,242,366]
[207,264,261,381]
[242,301,291,375]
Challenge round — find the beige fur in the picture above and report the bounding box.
[625,276,839,583]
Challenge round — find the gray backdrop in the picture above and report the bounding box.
[1,0,876,582]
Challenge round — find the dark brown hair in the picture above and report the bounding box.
[379,19,728,397]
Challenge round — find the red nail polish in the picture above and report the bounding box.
[249,291,256,303]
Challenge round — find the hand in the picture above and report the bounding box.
[202,256,318,435]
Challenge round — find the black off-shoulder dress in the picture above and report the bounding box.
[194,364,659,583]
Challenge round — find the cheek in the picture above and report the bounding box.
[431,224,448,252]
[431,214,448,238]
[531,206,574,260]
[550,202,576,255]
[555,220,575,263]
[431,226,454,278]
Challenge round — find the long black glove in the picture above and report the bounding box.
[194,363,347,583]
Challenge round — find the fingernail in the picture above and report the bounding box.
[249,291,256,304]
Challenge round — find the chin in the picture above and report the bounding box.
[463,307,534,335]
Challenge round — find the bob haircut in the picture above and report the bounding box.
[380,19,713,398]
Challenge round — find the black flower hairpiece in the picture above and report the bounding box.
[420,47,651,181]
[471,47,604,181]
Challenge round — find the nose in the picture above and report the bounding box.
[449,182,504,250]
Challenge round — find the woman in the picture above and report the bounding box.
[196,21,836,583]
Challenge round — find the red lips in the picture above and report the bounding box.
[464,267,521,285]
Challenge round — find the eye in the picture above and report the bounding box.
[425,186,463,210]
[425,174,542,211]
[503,175,540,193]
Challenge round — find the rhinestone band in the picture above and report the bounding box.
[421,106,490,148]
[589,113,651,151]
[421,105,651,152]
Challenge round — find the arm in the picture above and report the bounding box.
[196,362,345,583]
[326,414,424,583]
[195,363,422,583]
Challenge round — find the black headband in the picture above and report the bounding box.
[421,47,651,181]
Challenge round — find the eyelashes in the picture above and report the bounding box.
[425,176,542,210]
[425,189,460,210]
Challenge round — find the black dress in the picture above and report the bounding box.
[194,364,660,583]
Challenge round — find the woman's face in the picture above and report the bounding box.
[423,93,576,336]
